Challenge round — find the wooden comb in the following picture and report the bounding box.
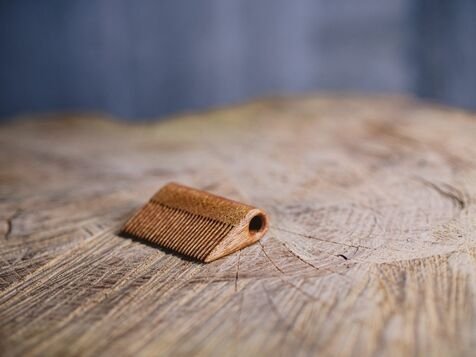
[121,182,268,262]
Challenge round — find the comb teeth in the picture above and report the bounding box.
[121,183,268,262]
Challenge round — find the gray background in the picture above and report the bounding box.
[0,0,475,120]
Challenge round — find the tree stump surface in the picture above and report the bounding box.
[1,96,476,356]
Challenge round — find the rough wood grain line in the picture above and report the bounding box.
[1,95,476,356]
[121,182,268,262]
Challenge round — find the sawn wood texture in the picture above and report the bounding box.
[1,95,476,356]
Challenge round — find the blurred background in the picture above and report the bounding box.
[0,0,475,121]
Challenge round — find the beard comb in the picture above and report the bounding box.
[121,182,268,262]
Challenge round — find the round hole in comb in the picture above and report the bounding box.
[249,213,266,235]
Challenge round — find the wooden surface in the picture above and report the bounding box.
[1,96,476,356]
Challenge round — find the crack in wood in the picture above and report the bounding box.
[3,210,21,240]
[234,250,241,293]
[414,176,466,209]
[272,226,374,250]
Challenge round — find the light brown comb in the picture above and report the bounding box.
[121,182,268,262]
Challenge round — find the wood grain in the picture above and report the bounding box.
[1,95,476,356]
